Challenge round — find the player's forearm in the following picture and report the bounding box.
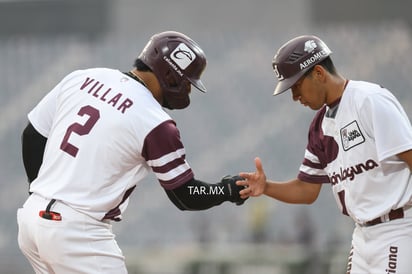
[21,122,47,183]
[263,178,320,204]
[165,180,226,210]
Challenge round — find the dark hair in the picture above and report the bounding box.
[133,58,152,72]
[304,57,337,77]
[318,57,337,75]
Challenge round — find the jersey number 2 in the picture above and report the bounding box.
[60,105,100,157]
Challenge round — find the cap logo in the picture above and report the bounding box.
[304,40,317,53]
[273,64,284,81]
[170,43,196,70]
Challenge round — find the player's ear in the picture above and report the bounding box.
[313,65,326,82]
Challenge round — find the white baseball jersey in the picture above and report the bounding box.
[28,68,194,221]
[298,80,412,224]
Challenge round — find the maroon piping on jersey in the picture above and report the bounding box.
[103,185,136,221]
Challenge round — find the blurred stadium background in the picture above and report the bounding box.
[1,0,412,273]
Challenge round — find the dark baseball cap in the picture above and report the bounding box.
[272,35,332,95]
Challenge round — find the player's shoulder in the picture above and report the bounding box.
[59,67,136,96]
[63,67,119,80]
[346,80,390,97]
[343,80,394,106]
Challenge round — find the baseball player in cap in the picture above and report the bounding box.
[237,35,412,273]
[18,31,246,274]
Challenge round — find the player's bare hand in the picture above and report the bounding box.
[237,157,267,198]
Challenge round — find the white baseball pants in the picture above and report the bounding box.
[17,194,127,274]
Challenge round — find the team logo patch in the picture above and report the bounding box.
[340,121,365,151]
[170,43,196,70]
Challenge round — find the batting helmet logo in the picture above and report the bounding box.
[171,43,196,70]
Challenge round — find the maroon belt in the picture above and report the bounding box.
[365,208,404,226]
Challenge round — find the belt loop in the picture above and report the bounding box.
[381,213,390,223]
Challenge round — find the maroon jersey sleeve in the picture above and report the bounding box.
[142,120,194,190]
[297,106,334,184]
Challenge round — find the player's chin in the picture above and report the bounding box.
[309,103,323,110]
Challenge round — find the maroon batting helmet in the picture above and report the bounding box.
[138,31,207,109]
[272,35,332,96]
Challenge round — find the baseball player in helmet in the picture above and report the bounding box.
[237,35,412,273]
[18,31,246,274]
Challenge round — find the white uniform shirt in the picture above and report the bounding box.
[298,80,412,223]
[28,68,194,221]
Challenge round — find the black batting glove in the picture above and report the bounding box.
[219,175,248,205]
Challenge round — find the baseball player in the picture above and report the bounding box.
[18,31,246,274]
[237,35,412,273]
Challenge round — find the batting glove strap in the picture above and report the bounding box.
[219,175,248,205]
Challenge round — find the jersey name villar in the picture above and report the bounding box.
[298,80,412,223]
[28,68,193,221]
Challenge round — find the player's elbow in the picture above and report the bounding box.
[302,191,320,204]
[172,202,189,211]
[299,181,321,205]
[303,197,317,205]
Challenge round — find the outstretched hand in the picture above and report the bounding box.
[237,157,267,199]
